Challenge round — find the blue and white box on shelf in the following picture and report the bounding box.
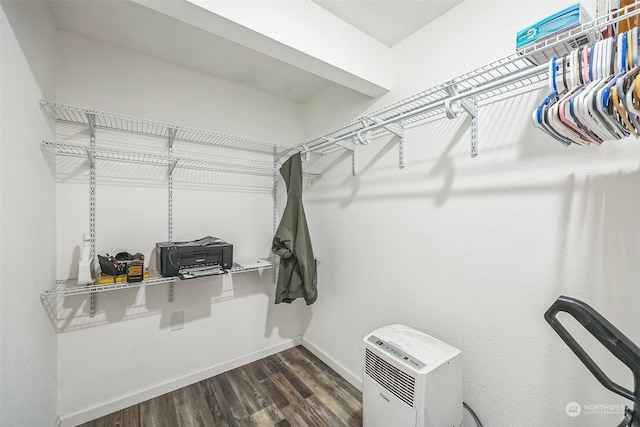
[516,3,591,50]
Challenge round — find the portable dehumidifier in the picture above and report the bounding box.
[363,324,463,427]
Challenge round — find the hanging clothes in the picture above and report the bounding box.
[272,152,317,305]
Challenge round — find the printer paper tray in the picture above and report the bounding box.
[178,265,226,280]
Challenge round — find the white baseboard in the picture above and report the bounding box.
[301,336,362,391]
[57,337,302,427]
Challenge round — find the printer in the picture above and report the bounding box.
[156,236,233,278]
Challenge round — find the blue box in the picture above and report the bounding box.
[516,3,591,50]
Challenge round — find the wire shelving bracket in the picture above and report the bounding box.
[462,96,479,157]
[385,121,406,168]
[351,142,358,176]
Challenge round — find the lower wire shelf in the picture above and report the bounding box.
[41,258,275,300]
[41,276,177,300]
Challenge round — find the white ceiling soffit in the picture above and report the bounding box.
[49,1,463,103]
[48,0,337,103]
[311,0,464,47]
[133,0,391,98]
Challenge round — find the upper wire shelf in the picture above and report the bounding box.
[42,141,276,177]
[299,1,640,155]
[41,100,289,155]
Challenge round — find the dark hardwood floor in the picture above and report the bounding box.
[78,345,363,427]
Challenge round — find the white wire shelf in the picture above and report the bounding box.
[41,100,288,155]
[300,53,546,153]
[42,276,178,299]
[298,1,640,156]
[42,141,276,177]
[41,260,275,300]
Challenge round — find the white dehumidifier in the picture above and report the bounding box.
[363,324,463,427]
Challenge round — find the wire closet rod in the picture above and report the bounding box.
[302,62,548,155]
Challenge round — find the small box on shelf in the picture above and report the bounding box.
[97,269,150,285]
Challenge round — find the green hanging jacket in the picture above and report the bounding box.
[272,152,317,305]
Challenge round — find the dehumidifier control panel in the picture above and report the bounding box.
[367,335,426,369]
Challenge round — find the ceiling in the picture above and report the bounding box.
[47,0,462,103]
[310,0,463,47]
[48,0,334,103]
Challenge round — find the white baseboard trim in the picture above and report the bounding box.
[301,336,362,391]
[57,337,302,427]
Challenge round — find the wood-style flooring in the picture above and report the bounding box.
[77,345,362,427]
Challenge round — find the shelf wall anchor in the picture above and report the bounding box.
[444,85,460,119]
[300,144,311,163]
[356,129,372,145]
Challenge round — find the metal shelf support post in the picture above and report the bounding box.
[382,121,406,169]
[168,127,176,242]
[168,127,177,303]
[272,146,278,287]
[459,96,478,157]
[351,141,358,176]
[86,113,97,317]
[335,137,356,175]
[444,85,478,157]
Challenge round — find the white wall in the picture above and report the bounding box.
[55,31,303,144]
[302,1,640,426]
[0,1,58,426]
[54,32,308,425]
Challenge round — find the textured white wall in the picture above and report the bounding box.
[55,31,303,144]
[0,1,58,426]
[54,32,308,424]
[301,1,640,426]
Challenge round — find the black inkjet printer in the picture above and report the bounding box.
[156,236,233,277]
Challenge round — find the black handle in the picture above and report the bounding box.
[544,295,640,403]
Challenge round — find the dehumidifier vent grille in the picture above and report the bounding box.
[365,348,415,407]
